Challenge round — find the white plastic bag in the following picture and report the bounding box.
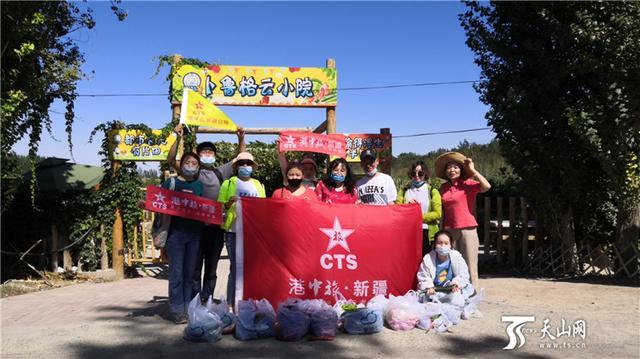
[306,299,338,339]
[276,299,310,341]
[462,288,485,320]
[367,294,389,313]
[235,299,277,341]
[384,291,422,331]
[183,295,223,342]
[206,296,237,334]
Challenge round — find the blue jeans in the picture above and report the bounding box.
[225,232,236,306]
[165,228,200,314]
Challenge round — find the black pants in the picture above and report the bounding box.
[422,228,430,258]
[192,225,225,301]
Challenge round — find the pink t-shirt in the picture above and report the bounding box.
[271,186,318,201]
[314,180,358,204]
[440,179,481,229]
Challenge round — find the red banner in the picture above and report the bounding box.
[278,131,346,157]
[145,185,222,225]
[236,198,422,306]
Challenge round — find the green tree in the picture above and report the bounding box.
[1,1,126,174]
[460,2,640,273]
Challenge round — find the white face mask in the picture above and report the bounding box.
[200,155,215,165]
[436,245,451,256]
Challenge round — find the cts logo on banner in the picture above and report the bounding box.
[318,217,358,270]
[502,315,536,350]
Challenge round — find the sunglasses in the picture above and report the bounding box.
[412,170,425,177]
[236,160,253,166]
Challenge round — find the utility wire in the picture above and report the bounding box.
[75,80,479,97]
[393,127,491,138]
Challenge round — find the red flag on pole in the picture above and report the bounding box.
[236,198,422,306]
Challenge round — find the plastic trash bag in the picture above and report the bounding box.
[431,314,453,333]
[462,288,485,320]
[384,291,422,331]
[276,299,311,341]
[367,294,389,313]
[433,291,465,307]
[416,316,432,331]
[183,295,223,343]
[440,303,462,325]
[307,299,338,340]
[342,308,383,335]
[206,296,237,334]
[234,299,277,341]
[332,291,358,318]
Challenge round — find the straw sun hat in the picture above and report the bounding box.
[233,151,258,169]
[434,151,472,180]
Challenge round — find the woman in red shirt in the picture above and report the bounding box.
[435,152,491,290]
[272,161,318,201]
[315,158,359,204]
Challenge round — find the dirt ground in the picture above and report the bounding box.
[1,263,638,359]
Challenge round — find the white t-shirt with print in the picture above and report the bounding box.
[230,178,260,232]
[356,172,398,205]
[405,184,430,228]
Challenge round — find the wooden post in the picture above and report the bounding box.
[380,128,392,175]
[326,58,336,135]
[521,197,529,266]
[50,223,59,272]
[150,211,156,260]
[100,224,108,270]
[483,197,491,254]
[63,233,72,270]
[133,221,139,261]
[112,160,125,280]
[508,197,516,267]
[171,54,186,159]
[496,197,503,265]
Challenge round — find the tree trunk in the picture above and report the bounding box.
[559,208,578,275]
[615,200,640,278]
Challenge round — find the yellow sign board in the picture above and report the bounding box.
[180,89,237,130]
[344,134,392,163]
[172,64,337,107]
[108,130,177,161]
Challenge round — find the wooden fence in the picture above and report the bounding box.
[126,210,163,265]
[477,196,639,279]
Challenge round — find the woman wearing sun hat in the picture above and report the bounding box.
[217,151,266,307]
[435,151,490,289]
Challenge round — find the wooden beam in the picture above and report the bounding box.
[196,127,312,135]
[313,120,328,134]
[326,58,336,134]
[380,128,391,175]
[496,197,503,265]
[521,197,529,266]
[111,160,125,281]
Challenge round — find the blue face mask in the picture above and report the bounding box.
[238,166,253,178]
[366,167,378,177]
[330,173,345,183]
[411,180,425,188]
[436,245,451,256]
[182,166,199,178]
[200,155,215,165]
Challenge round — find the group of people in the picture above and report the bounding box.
[161,124,490,324]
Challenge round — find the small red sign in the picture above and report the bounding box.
[145,185,222,225]
[278,131,346,157]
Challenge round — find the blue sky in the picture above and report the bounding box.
[14,1,493,167]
